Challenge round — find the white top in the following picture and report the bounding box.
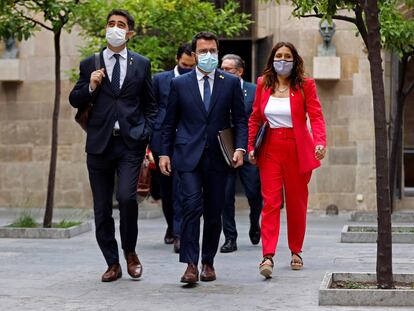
[105,47,127,130]
[264,96,293,128]
[195,67,215,101]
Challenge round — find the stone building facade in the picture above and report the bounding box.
[0,1,412,212]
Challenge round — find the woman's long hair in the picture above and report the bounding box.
[262,42,305,93]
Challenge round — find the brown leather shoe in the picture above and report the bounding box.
[173,238,180,254]
[200,264,216,282]
[124,252,143,279]
[101,263,122,282]
[180,263,199,283]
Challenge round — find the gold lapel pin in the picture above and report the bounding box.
[219,75,224,79]
[129,57,133,65]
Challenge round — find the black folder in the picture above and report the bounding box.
[254,121,268,157]
[217,128,235,167]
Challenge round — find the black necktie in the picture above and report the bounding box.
[111,54,120,96]
[203,76,211,112]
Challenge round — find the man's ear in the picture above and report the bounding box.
[126,30,135,40]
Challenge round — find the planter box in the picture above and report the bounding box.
[0,221,92,239]
[319,272,414,306]
[350,211,414,222]
[341,225,414,243]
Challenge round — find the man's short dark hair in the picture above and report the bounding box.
[222,54,245,69]
[176,43,193,59]
[107,9,135,31]
[191,31,219,52]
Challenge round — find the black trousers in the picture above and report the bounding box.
[152,151,182,238]
[87,135,146,266]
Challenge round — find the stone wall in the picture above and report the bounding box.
[0,29,92,209]
[256,2,378,212]
[0,3,389,212]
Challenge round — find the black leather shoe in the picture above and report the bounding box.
[164,228,174,244]
[249,225,261,245]
[220,239,237,253]
[173,238,180,254]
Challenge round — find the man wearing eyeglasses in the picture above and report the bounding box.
[159,31,247,284]
[219,54,263,254]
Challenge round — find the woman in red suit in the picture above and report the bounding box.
[248,42,326,278]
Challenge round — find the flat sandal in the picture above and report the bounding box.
[290,252,303,270]
[259,256,274,279]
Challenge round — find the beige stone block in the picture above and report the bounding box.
[316,80,353,100]
[57,146,73,161]
[2,164,24,189]
[355,165,376,190]
[313,57,341,80]
[0,145,32,162]
[328,147,357,165]
[0,59,24,81]
[314,193,357,212]
[0,121,51,145]
[329,126,351,146]
[71,143,86,162]
[24,57,55,81]
[59,191,83,208]
[15,82,54,103]
[32,146,50,161]
[341,56,359,80]
[357,141,375,165]
[21,164,47,192]
[0,190,13,206]
[0,101,43,121]
[316,166,356,193]
[349,120,374,141]
[56,162,82,191]
[59,120,85,145]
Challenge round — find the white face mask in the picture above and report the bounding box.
[106,26,127,47]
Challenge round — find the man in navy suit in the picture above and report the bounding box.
[219,54,263,253]
[69,9,157,282]
[159,32,247,284]
[150,43,196,253]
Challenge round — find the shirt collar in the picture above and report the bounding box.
[196,66,215,81]
[173,65,180,77]
[105,47,127,60]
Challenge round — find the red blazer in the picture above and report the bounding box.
[248,77,326,173]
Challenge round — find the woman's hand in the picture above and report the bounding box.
[315,145,326,160]
[248,150,257,165]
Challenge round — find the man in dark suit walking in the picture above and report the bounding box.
[150,43,196,253]
[159,32,247,284]
[69,9,157,282]
[219,54,263,253]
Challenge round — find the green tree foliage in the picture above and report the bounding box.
[73,0,251,72]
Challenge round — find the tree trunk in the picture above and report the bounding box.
[361,0,394,288]
[43,30,61,228]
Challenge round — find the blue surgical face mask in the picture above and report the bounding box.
[273,60,294,76]
[197,52,218,73]
[177,66,193,75]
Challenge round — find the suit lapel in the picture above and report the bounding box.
[208,70,224,115]
[187,70,207,116]
[119,50,134,94]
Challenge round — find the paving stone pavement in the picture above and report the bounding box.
[0,206,413,311]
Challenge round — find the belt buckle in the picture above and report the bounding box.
[113,129,120,136]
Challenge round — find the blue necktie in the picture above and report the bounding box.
[111,54,120,96]
[203,75,211,112]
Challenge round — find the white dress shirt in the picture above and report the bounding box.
[195,67,214,100]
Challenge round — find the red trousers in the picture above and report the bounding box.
[259,128,311,257]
